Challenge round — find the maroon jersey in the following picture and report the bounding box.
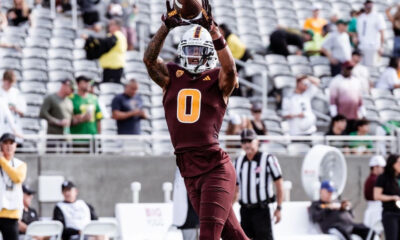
[163,62,230,177]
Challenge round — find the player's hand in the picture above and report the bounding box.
[273,209,281,224]
[194,0,216,31]
[161,0,189,30]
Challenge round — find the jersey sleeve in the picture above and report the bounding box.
[267,155,282,180]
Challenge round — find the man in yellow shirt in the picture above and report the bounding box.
[0,133,27,240]
[99,18,127,83]
[303,6,327,35]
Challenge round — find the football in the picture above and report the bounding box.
[173,0,203,20]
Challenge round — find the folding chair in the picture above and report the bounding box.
[80,221,119,240]
[24,221,63,240]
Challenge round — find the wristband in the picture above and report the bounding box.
[213,36,227,51]
[276,205,282,211]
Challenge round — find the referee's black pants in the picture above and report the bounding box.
[0,218,19,240]
[240,206,273,240]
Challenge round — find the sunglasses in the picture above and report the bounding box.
[241,139,253,144]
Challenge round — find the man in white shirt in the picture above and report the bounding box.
[321,19,352,76]
[351,50,371,95]
[329,61,364,133]
[0,70,26,138]
[356,0,386,67]
[375,57,400,90]
[282,75,320,135]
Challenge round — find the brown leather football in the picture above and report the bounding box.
[173,0,202,20]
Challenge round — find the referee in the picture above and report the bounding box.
[234,129,284,240]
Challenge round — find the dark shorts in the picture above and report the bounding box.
[184,161,249,240]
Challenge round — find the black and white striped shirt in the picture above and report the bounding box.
[234,152,282,204]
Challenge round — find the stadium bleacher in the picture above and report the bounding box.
[0,0,398,156]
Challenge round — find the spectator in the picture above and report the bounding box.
[250,102,267,136]
[268,29,305,56]
[309,181,375,240]
[375,57,400,90]
[79,0,100,27]
[111,79,148,135]
[53,181,98,240]
[99,18,127,83]
[282,75,320,136]
[122,2,138,50]
[351,50,371,95]
[0,70,26,141]
[7,0,30,26]
[374,154,400,240]
[219,24,252,72]
[326,114,347,136]
[348,10,359,46]
[39,79,74,135]
[18,185,39,236]
[386,5,400,57]
[0,133,27,240]
[234,129,283,240]
[325,114,348,151]
[349,119,373,155]
[357,0,386,67]
[329,61,364,133]
[363,155,386,228]
[70,76,103,135]
[303,24,332,57]
[303,6,327,35]
[321,20,352,76]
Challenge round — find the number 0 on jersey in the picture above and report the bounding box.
[177,89,201,123]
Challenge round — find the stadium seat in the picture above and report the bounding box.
[99,83,124,95]
[24,221,63,240]
[48,48,73,60]
[80,221,119,240]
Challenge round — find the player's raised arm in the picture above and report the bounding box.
[196,0,238,98]
[211,25,238,98]
[143,0,188,89]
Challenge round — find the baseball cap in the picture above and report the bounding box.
[342,61,355,69]
[369,155,386,167]
[336,19,349,25]
[240,129,257,142]
[0,133,16,143]
[61,181,76,191]
[321,181,336,193]
[23,185,36,195]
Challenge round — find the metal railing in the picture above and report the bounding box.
[16,134,400,156]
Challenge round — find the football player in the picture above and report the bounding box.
[143,0,248,239]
